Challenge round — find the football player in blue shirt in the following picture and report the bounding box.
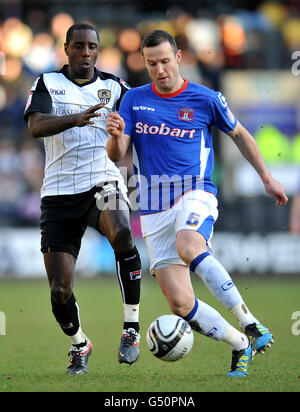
[106,30,288,377]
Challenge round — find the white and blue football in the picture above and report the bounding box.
[146,314,194,362]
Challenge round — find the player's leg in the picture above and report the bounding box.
[154,265,251,377]
[43,251,92,374]
[176,200,274,357]
[40,191,96,374]
[141,208,251,377]
[177,229,248,314]
[97,196,141,364]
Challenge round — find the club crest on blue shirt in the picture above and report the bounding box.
[98,89,111,104]
[177,107,194,122]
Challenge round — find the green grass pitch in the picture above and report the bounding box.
[0,275,299,392]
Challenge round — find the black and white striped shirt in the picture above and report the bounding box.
[24,65,129,197]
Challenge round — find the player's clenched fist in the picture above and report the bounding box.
[263,178,288,207]
[106,112,125,138]
[106,112,130,162]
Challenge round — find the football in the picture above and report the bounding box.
[146,314,194,362]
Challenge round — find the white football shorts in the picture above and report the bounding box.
[140,190,218,275]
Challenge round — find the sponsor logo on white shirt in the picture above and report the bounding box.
[50,88,65,95]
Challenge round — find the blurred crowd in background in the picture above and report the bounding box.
[0,0,299,231]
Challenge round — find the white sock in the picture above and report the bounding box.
[184,298,227,341]
[229,301,259,330]
[190,252,243,309]
[185,299,249,351]
[223,323,249,351]
[70,327,87,346]
[124,303,139,323]
[190,253,259,330]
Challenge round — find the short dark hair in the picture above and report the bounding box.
[141,30,178,54]
[65,22,100,44]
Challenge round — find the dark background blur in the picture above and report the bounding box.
[0,0,299,276]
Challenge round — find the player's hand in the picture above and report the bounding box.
[264,177,288,206]
[74,103,105,127]
[106,112,125,138]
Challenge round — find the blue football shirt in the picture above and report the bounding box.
[119,80,237,214]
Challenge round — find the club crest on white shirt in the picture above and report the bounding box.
[98,89,111,104]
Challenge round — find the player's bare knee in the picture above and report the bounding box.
[176,234,207,265]
[176,243,197,265]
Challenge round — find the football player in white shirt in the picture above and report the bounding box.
[24,23,141,374]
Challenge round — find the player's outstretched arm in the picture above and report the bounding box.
[106,112,131,162]
[28,103,105,138]
[228,121,288,206]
